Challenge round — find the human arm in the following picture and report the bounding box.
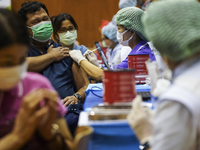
[27,45,69,72]
[55,118,73,148]
[69,50,103,82]
[127,96,196,150]
[37,89,71,150]
[63,62,90,106]
[0,90,51,150]
[79,60,103,82]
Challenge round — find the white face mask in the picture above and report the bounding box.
[58,30,77,46]
[0,62,27,91]
[117,30,134,46]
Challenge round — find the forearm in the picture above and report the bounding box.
[46,133,67,150]
[75,85,87,103]
[49,118,73,150]
[26,53,55,72]
[72,62,89,103]
[0,133,26,150]
[80,60,103,82]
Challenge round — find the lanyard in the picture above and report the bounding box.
[136,43,148,52]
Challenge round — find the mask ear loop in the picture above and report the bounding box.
[26,26,34,40]
[120,30,130,42]
[124,31,135,42]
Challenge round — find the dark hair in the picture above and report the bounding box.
[53,13,78,42]
[18,1,49,23]
[0,8,29,49]
[50,16,56,24]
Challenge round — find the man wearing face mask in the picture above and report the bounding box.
[113,6,156,69]
[101,23,123,66]
[18,1,89,135]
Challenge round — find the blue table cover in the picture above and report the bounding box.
[84,83,151,111]
[84,83,151,150]
[88,122,140,150]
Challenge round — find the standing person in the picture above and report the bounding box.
[101,23,123,66]
[53,13,88,54]
[127,0,200,150]
[18,1,89,136]
[114,6,156,69]
[0,8,72,150]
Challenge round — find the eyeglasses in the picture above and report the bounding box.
[58,26,75,33]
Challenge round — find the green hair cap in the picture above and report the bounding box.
[115,6,148,42]
[142,0,200,62]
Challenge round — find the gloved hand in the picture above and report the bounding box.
[69,50,86,65]
[83,50,100,67]
[127,95,153,144]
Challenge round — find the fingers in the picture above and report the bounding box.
[62,47,69,51]
[86,53,92,60]
[48,45,53,50]
[30,106,49,126]
[63,97,71,106]
[64,100,72,106]
[89,52,96,58]
[62,97,70,103]
[63,97,77,106]
[21,90,46,115]
[83,50,92,57]
[132,95,143,108]
[21,89,59,115]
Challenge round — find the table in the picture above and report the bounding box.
[79,83,151,150]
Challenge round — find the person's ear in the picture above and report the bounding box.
[131,31,135,37]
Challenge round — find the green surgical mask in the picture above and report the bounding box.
[27,21,53,42]
[102,40,107,47]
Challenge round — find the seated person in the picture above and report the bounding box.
[114,6,156,69]
[18,1,88,104]
[101,23,123,66]
[52,13,88,54]
[18,1,89,135]
[0,8,72,150]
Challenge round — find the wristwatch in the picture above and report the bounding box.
[74,93,82,100]
[139,142,150,150]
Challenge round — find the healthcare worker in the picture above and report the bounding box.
[114,6,156,69]
[127,0,200,150]
[101,23,123,66]
[53,13,88,54]
[111,0,137,26]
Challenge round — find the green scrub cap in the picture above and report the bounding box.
[142,0,200,62]
[115,6,148,42]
